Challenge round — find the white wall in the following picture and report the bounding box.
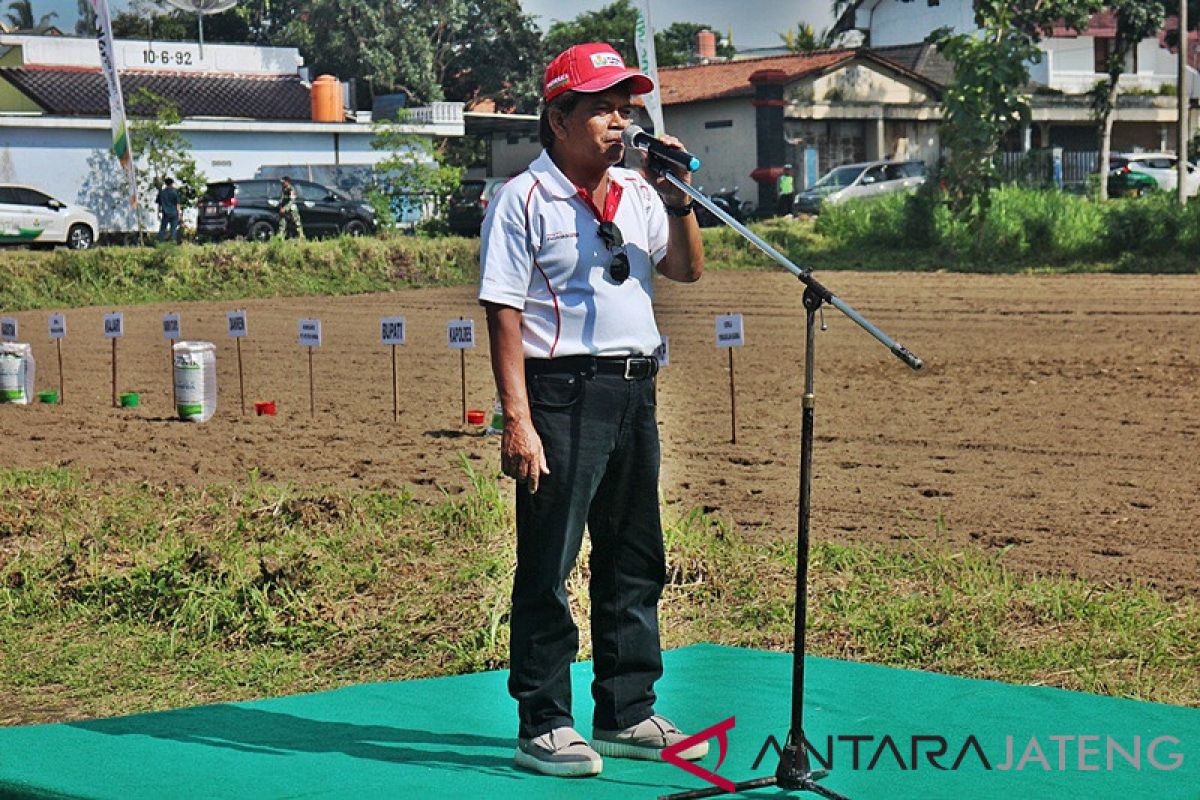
[1,33,303,75]
[662,99,759,202]
[859,0,974,48]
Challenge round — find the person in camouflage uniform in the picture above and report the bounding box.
[278,176,305,239]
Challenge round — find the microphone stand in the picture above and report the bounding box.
[653,168,923,800]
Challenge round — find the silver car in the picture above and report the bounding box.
[793,160,926,215]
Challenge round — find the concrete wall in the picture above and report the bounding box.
[860,0,974,48]
[662,99,759,204]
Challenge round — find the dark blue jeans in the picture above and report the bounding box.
[509,360,665,739]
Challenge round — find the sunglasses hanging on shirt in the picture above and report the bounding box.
[597,221,630,284]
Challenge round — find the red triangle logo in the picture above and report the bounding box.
[663,716,737,793]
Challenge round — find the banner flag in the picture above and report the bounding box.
[90,0,137,208]
[635,0,666,136]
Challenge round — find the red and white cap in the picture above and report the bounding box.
[543,43,655,103]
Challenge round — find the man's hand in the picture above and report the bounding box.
[638,132,693,207]
[500,417,550,493]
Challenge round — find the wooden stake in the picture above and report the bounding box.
[728,347,738,445]
[308,345,315,417]
[236,337,246,416]
[391,343,399,422]
[460,347,467,424]
[111,338,118,408]
[55,339,64,404]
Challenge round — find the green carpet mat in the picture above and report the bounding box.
[0,645,1196,799]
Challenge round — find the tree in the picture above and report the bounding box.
[369,116,462,233]
[1093,1,1169,201]
[4,0,56,30]
[545,0,732,69]
[782,22,841,53]
[286,0,542,112]
[929,0,1103,224]
[74,0,95,36]
[127,89,207,229]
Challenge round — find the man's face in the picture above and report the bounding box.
[553,86,635,171]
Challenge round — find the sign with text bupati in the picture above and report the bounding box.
[103,312,124,338]
[48,314,66,340]
[1,317,16,342]
[715,314,744,348]
[381,316,406,346]
[447,319,475,350]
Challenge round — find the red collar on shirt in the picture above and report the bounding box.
[575,175,623,223]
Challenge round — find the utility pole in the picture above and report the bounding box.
[1180,0,1190,205]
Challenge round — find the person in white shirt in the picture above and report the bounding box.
[479,42,707,778]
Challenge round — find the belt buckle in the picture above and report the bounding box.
[623,356,653,380]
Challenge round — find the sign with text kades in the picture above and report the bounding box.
[380,316,406,346]
[162,313,180,341]
[716,314,745,348]
[298,319,323,347]
[48,314,66,340]
[1,317,17,342]
[447,319,475,350]
[227,310,247,338]
[103,312,124,339]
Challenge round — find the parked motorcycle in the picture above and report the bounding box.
[693,186,752,228]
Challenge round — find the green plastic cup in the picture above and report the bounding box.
[37,390,58,404]
[119,392,140,408]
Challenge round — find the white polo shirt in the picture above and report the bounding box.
[479,150,670,359]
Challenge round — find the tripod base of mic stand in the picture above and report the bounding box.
[659,745,853,800]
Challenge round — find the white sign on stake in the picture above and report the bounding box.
[298,319,323,347]
[1,317,17,341]
[48,313,66,340]
[162,312,180,341]
[227,310,247,338]
[448,319,475,350]
[381,316,406,346]
[716,314,745,348]
[653,335,670,367]
[103,312,124,339]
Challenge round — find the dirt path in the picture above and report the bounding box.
[3,272,1197,592]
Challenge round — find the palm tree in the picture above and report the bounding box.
[4,0,58,31]
[75,0,96,35]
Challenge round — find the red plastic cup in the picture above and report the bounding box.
[466,409,485,425]
[255,401,277,416]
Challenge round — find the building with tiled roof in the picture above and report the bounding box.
[648,47,945,212]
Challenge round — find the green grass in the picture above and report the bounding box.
[5,190,1197,313]
[1,465,1195,725]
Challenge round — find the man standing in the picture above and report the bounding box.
[479,43,707,778]
[278,176,304,239]
[777,164,795,216]
[156,177,180,243]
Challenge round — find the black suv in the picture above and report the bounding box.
[197,178,377,241]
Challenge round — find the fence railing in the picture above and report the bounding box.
[995,150,1098,192]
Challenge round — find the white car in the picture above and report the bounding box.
[0,185,98,250]
[1110,152,1200,197]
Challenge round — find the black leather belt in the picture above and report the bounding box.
[526,355,659,380]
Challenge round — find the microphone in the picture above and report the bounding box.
[622,125,701,173]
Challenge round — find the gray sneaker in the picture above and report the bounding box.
[514,726,603,777]
[592,715,710,761]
